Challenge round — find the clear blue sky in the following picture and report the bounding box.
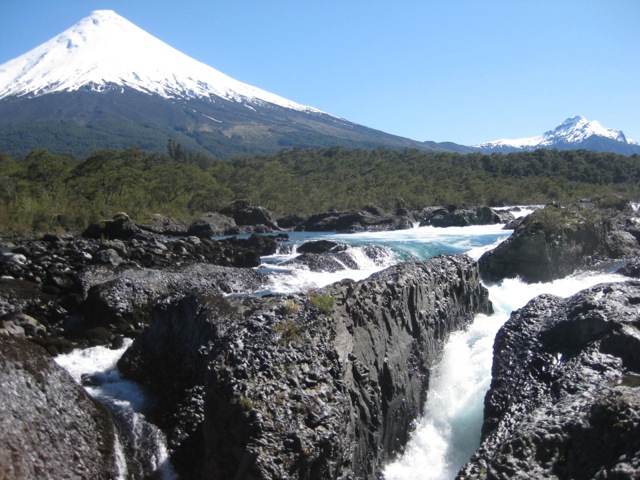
[1,0,639,146]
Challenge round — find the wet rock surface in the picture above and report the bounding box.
[281,243,390,273]
[617,258,640,278]
[0,335,120,479]
[117,254,492,479]
[298,205,415,233]
[418,205,514,227]
[479,198,640,283]
[458,281,640,479]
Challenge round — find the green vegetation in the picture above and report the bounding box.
[528,204,588,234]
[0,144,639,235]
[281,299,302,315]
[274,319,302,345]
[310,293,335,314]
[231,396,255,411]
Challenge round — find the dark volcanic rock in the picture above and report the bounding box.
[618,258,640,278]
[277,213,306,229]
[77,263,265,341]
[187,212,239,238]
[82,212,142,240]
[286,252,357,272]
[138,212,239,237]
[458,281,640,480]
[0,229,274,348]
[283,244,390,273]
[0,335,120,479]
[300,206,414,233]
[419,205,513,227]
[220,199,279,231]
[297,239,341,254]
[118,254,492,479]
[118,295,233,478]
[137,213,192,236]
[479,199,640,283]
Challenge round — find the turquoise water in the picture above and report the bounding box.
[259,224,511,294]
[255,220,629,480]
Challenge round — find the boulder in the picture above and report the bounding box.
[458,281,640,479]
[418,205,513,227]
[479,199,640,283]
[277,213,306,229]
[618,259,640,278]
[297,240,341,254]
[137,213,191,236]
[82,213,142,240]
[187,212,239,238]
[118,254,492,479]
[284,244,390,273]
[0,335,120,479]
[285,252,357,272]
[220,200,279,231]
[185,220,216,238]
[300,206,414,233]
[0,312,46,338]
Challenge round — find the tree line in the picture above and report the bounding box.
[1,143,638,234]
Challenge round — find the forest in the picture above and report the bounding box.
[0,143,638,235]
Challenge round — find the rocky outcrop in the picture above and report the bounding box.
[282,244,391,273]
[297,240,342,254]
[277,213,306,229]
[138,212,240,237]
[187,212,240,237]
[220,199,280,231]
[136,213,192,236]
[0,233,268,351]
[82,212,142,240]
[117,254,492,479]
[0,335,120,479]
[76,263,265,343]
[458,281,640,479]
[618,258,640,278]
[479,199,640,283]
[299,206,414,233]
[418,205,514,227]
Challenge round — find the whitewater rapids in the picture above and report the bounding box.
[55,206,630,479]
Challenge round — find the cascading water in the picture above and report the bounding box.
[53,205,631,479]
[382,269,628,480]
[252,208,629,479]
[55,340,177,480]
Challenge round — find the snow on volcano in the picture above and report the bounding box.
[0,9,322,113]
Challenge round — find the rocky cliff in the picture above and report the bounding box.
[0,336,120,479]
[479,198,640,283]
[118,254,492,479]
[458,281,640,479]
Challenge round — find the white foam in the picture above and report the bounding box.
[55,340,177,479]
[384,268,630,479]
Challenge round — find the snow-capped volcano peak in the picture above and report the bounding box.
[475,116,638,151]
[547,116,628,143]
[0,10,322,113]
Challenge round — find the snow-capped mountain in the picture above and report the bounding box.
[0,10,463,158]
[475,116,640,155]
[0,10,320,113]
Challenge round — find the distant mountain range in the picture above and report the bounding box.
[0,10,467,158]
[474,116,640,155]
[0,11,637,158]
